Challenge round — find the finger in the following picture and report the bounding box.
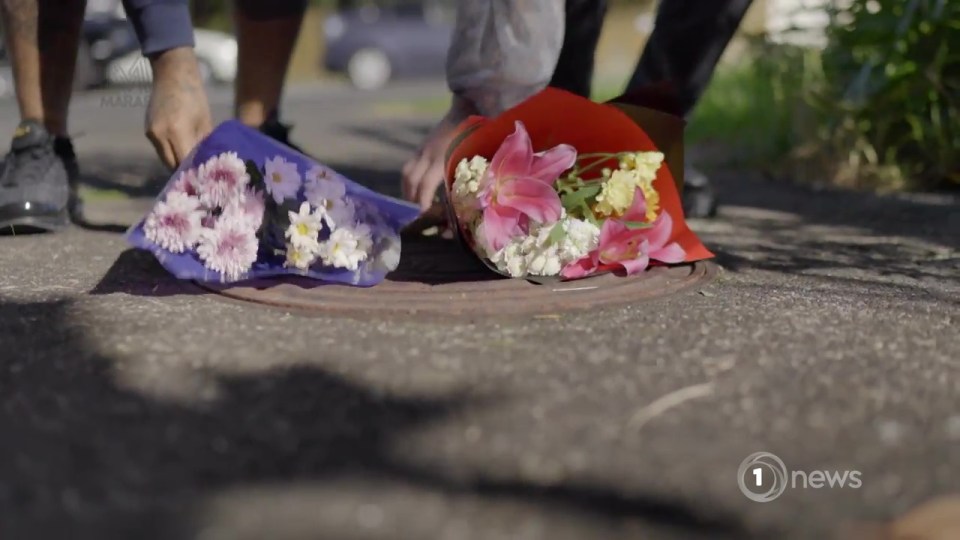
[197,116,213,139]
[401,158,417,201]
[403,157,429,204]
[416,160,446,211]
[148,132,177,170]
[170,129,194,167]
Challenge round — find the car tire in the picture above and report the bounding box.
[347,48,392,91]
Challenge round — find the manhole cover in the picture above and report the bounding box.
[199,237,717,319]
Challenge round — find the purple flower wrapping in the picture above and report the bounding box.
[127,120,421,286]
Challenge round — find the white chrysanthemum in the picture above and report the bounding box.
[304,167,354,229]
[220,187,265,232]
[197,152,249,208]
[196,219,259,282]
[451,156,488,222]
[317,224,372,271]
[284,243,319,271]
[285,202,324,250]
[144,191,205,253]
[370,234,402,273]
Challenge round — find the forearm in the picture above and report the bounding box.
[446,0,565,117]
[121,0,194,56]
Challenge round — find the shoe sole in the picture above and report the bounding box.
[0,211,70,234]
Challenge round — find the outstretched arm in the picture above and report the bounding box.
[446,0,565,117]
[121,0,212,168]
[402,0,565,210]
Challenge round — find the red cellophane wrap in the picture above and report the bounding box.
[444,88,713,272]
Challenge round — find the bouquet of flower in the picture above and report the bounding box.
[127,121,421,285]
[445,88,713,280]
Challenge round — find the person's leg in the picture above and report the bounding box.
[548,0,608,98]
[2,0,85,134]
[232,0,306,131]
[0,0,85,231]
[628,0,753,117]
[626,0,753,218]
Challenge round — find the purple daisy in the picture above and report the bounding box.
[263,156,301,204]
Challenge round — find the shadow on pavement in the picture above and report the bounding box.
[90,249,205,297]
[0,298,759,540]
[706,174,960,285]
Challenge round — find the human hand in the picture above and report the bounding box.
[146,47,213,169]
[402,97,478,211]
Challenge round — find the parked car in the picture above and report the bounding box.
[105,29,238,86]
[75,10,142,89]
[323,0,453,90]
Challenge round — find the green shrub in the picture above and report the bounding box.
[814,0,960,189]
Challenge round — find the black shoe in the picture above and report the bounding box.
[259,111,310,157]
[54,135,83,222]
[0,120,71,232]
[682,165,718,219]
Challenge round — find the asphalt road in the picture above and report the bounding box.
[0,81,958,540]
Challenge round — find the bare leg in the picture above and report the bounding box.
[0,0,85,135]
[38,0,85,135]
[232,0,307,127]
[1,0,43,124]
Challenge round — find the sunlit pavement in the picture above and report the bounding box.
[0,80,958,540]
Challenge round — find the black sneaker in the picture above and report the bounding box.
[54,135,83,222]
[0,120,71,232]
[682,165,718,219]
[259,111,309,157]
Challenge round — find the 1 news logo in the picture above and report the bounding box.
[737,451,863,502]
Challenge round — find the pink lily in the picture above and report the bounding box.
[478,121,576,252]
[561,188,686,279]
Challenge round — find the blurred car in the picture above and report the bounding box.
[0,8,137,91]
[323,0,453,90]
[105,29,238,86]
[75,10,141,89]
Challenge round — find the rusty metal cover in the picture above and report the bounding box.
[199,237,716,319]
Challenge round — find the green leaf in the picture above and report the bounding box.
[547,222,566,245]
[246,160,265,191]
[622,220,653,230]
[560,184,602,211]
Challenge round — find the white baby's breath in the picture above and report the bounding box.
[451,156,488,222]
[483,214,599,278]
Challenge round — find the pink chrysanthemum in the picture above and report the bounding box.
[196,152,249,208]
[169,168,200,198]
[221,187,266,231]
[263,156,301,204]
[144,192,205,253]
[196,218,259,282]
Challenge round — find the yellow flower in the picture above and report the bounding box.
[637,177,660,222]
[619,151,665,183]
[594,169,639,217]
